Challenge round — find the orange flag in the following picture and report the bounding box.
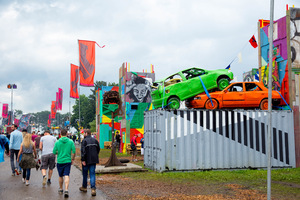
[51,101,57,119]
[78,40,95,87]
[70,64,79,99]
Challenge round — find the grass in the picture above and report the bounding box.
[98,149,300,198]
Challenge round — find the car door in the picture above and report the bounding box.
[222,83,245,108]
[244,83,265,107]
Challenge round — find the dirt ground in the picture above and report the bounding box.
[74,149,272,200]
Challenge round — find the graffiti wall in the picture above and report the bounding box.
[95,86,121,149]
[259,16,290,103]
[243,68,259,82]
[290,8,300,70]
[119,63,155,151]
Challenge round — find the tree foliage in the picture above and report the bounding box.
[70,81,117,130]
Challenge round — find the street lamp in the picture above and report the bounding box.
[7,84,17,125]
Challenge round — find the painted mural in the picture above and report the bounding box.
[259,16,290,103]
[96,86,121,149]
[125,73,152,103]
[290,8,300,71]
[243,68,259,82]
[119,63,155,150]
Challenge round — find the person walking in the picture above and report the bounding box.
[34,132,42,164]
[79,129,100,196]
[9,124,23,176]
[130,134,138,162]
[0,133,10,163]
[17,133,38,186]
[40,130,57,186]
[140,137,144,155]
[53,129,76,198]
[115,131,121,152]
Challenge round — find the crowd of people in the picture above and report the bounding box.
[0,125,100,198]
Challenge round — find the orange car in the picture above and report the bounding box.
[185,82,282,110]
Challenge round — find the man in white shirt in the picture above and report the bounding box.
[39,130,57,186]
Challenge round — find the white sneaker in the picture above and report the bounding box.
[26,181,29,186]
[22,178,25,183]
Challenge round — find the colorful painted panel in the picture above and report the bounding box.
[290,8,300,72]
[260,16,289,103]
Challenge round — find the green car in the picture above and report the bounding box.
[151,67,234,109]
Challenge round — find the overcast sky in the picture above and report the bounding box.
[0,0,298,115]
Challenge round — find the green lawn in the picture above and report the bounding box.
[99,149,300,199]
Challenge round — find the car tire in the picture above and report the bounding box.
[260,99,268,110]
[205,99,218,110]
[167,97,180,109]
[217,78,229,90]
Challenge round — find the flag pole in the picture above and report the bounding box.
[267,0,274,200]
[78,40,81,138]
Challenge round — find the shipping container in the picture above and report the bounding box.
[144,109,296,172]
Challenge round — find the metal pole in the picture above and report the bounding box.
[267,0,274,200]
[11,87,13,125]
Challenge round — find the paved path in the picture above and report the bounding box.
[0,155,107,200]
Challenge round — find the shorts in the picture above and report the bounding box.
[41,154,56,170]
[132,148,138,156]
[57,163,71,177]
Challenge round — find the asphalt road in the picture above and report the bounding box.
[0,154,107,200]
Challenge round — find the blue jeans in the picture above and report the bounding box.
[10,149,19,174]
[82,164,96,189]
[22,168,31,180]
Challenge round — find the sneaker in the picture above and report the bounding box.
[79,186,87,192]
[22,178,25,183]
[42,176,47,186]
[18,170,22,174]
[11,173,15,176]
[47,179,51,185]
[26,181,29,186]
[91,188,96,196]
[14,169,19,175]
[64,190,69,198]
[58,189,63,195]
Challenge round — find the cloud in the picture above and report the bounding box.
[0,0,298,114]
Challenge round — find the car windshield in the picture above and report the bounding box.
[182,68,205,80]
[164,74,182,86]
[152,81,163,91]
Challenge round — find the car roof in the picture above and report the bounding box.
[154,67,204,83]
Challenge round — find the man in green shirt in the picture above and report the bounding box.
[53,129,76,198]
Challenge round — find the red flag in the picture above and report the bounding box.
[48,114,51,127]
[249,35,258,48]
[79,40,95,87]
[2,104,8,118]
[58,88,63,110]
[51,101,57,119]
[56,92,59,110]
[70,64,79,98]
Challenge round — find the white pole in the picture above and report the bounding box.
[267,0,274,200]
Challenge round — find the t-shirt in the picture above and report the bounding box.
[34,136,41,148]
[40,135,57,156]
[32,134,38,142]
[53,137,76,164]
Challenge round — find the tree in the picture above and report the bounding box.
[70,81,118,130]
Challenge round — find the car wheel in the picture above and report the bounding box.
[205,99,218,110]
[260,99,268,110]
[217,78,229,90]
[167,97,180,109]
